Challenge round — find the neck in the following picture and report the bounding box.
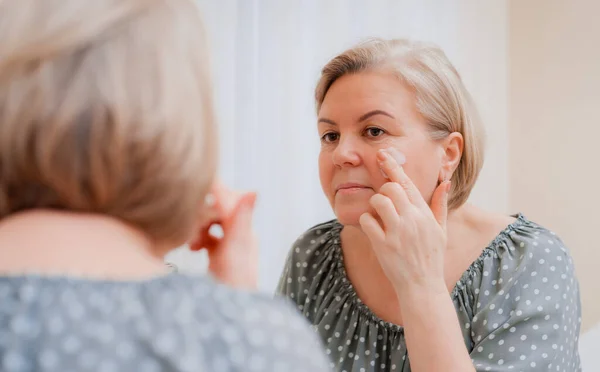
[0,210,170,280]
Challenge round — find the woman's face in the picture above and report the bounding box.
[318,71,448,227]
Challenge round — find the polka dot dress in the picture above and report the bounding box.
[0,274,330,372]
[277,214,582,371]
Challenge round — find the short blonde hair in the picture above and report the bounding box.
[0,0,216,244]
[315,39,485,209]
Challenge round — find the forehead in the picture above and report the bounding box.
[319,71,417,120]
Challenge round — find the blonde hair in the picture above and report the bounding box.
[0,0,216,244]
[315,39,485,209]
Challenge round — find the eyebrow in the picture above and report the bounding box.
[318,109,395,126]
[358,110,395,122]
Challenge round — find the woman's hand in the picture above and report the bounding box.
[190,181,258,290]
[359,148,451,296]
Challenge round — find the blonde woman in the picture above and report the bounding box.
[0,1,329,371]
[277,39,582,371]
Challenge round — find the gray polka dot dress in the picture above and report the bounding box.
[0,273,330,372]
[277,214,582,371]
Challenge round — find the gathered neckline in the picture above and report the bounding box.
[329,213,530,333]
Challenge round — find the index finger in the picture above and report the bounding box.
[377,148,427,208]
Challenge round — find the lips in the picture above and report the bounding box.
[335,183,372,194]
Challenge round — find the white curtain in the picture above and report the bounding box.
[166,0,509,292]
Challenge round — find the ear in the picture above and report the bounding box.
[439,132,463,182]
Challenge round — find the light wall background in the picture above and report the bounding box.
[165,0,599,345]
[509,0,600,332]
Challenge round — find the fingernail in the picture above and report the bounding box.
[376,149,389,162]
[205,193,216,206]
[446,181,452,194]
[384,148,406,165]
[380,168,389,179]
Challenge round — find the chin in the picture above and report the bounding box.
[334,205,370,227]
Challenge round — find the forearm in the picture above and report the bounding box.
[398,284,475,372]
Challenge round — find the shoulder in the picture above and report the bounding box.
[293,219,340,252]
[0,275,330,371]
[473,214,576,285]
[456,214,580,322]
[467,217,582,369]
[469,215,581,329]
[276,219,341,297]
[203,281,330,371]
[496,215,576,283]
[153,274,331,371]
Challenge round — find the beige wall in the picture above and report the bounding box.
[509,0,600,331]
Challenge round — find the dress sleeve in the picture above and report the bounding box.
[469,233,582,371]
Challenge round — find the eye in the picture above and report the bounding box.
[365,127,385,138]
[321,132,339,143]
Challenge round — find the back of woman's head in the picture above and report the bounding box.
[0,0,216,245]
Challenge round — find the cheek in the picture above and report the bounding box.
[378,138,441,199]
[402,152,441,201]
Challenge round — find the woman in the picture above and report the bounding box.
[277,39,582,371]
[0,1,329,371]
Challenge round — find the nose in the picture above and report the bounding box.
[332,136,361,167]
